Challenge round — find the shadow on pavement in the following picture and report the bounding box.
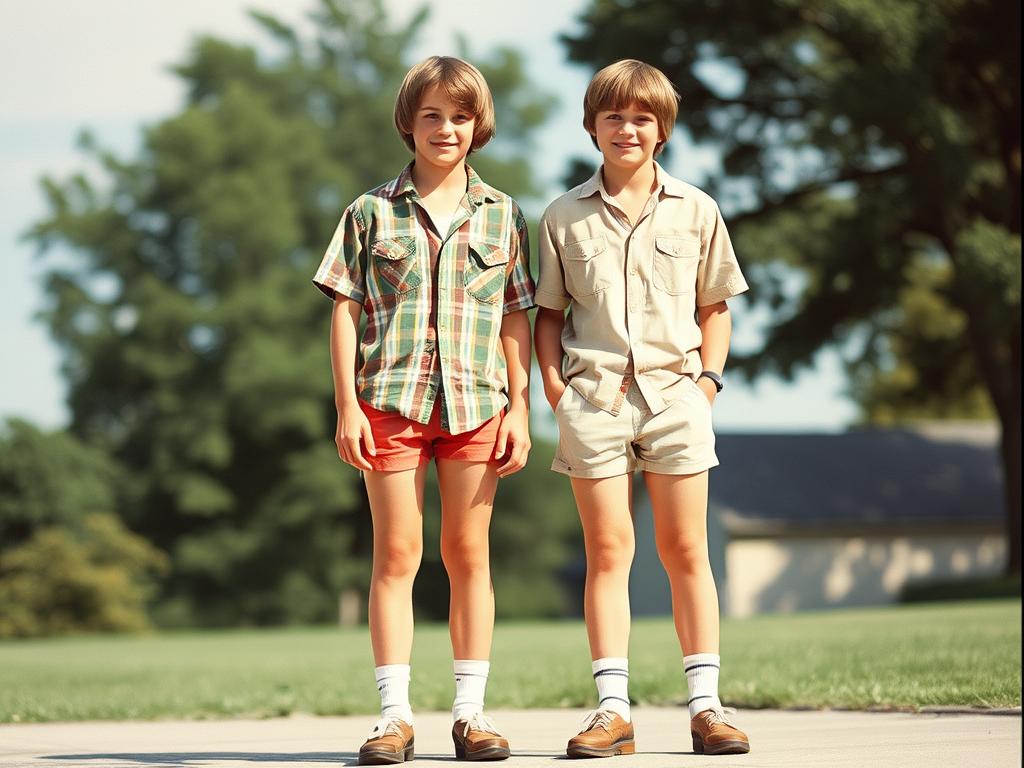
[43,754,355,766]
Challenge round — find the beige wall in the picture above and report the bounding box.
[725,534,1006,617]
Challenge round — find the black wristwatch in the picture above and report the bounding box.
[699,370,724,392]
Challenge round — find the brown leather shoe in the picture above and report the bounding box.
[690,707,750,755]
[566,709,635,758]
[452,713,510,760]
[358,717,415,765]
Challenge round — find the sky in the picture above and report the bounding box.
[0,0,858,433]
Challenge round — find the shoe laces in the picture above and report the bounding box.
[461,711,501,737]
[578,708,618,734]
[367,715,405,740]
[704,706,738,727]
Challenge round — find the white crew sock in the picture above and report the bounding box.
[453,659,490,722]
[375,664,413,723]
[592,657,631,721]
[684,653,722,717]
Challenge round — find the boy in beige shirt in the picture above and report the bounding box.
[534,60,750,757]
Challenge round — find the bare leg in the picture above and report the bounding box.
[437,459,500,660]
[364,464,427,665]
[645,470,719,655]
[571,474,635,659]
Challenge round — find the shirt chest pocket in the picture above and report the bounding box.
[465,241,509,304]
[372,236,422,295]
[562,235,610,297]
[653,235,700,295]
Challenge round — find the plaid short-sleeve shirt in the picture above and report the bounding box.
[313,163,535,435]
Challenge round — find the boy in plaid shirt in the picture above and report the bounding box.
[313,56,534,763]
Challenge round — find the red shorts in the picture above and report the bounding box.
[359,401,503,472]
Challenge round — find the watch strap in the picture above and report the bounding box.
[699,370,724,392]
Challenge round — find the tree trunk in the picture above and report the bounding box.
[941,231,1021,576]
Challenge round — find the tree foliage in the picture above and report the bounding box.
[29,0,574,626]
[0,420,167,637]
[565,0,1021,571]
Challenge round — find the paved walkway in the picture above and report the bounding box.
[1,708,1020,768]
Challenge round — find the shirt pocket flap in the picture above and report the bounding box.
[564,236,607,261]
[372,237,415,261]
[470,241,510,267]
[655,235,700,258]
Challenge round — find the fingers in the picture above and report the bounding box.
[336,419,375,471]
[345,433,373,471]
[493,423,509,461]
[496,437,530,478]
[361,421,377,458]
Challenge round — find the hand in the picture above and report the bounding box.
[494,402,531,478]
[696,376,717,406]
[335,402,376,471]
[545,381,568,412]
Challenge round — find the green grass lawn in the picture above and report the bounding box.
[1,600,1019,723]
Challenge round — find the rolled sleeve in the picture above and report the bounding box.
[535,212,571,310]
[502,205,537,314]
[696,203,749,307]
[312,203,366,302]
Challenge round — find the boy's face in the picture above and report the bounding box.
[411,85,476,170]
[591,102,662,171]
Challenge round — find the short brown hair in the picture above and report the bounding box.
[394,56,496,154]
[583,60,680,156]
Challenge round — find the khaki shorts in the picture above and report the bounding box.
[552,377,718,478]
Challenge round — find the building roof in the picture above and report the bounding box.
[710,423,1004,536]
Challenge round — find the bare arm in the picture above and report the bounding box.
[495,309,532,477]
[330,295,375,469]
[696,300,732,404]
[534,307,567,410]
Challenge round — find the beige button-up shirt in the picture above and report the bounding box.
[536,163,749,416]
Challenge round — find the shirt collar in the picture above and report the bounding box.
[385,162,498,205]
[576,161,688,200]
[386,162,419,199]
[576,167,604,199]
[654,162,688,198]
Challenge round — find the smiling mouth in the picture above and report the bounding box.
[613,143,641,149]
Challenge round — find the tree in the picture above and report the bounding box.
[0,418,120,546]
[29,0,564,625]
[564,0,1021,573]
[0,420,167,637]
[0,513,169,638]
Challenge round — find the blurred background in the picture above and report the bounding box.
[1,0,1019,640]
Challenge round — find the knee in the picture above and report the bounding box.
[374,537,422,581]
[657,536,709,574]
[440,533,490,577]
[586,531,635,574]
